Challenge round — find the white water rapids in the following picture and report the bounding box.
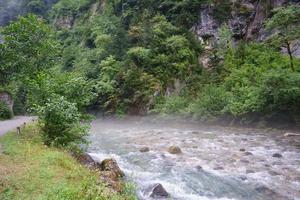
[88,117,300,200]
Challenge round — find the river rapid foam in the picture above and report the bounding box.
[88,117,300,200]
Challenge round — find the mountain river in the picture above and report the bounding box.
[88,117,300,200]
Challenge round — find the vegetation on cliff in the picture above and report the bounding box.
[1,0,300,129]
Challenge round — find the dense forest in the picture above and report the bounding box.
[0,0,300,144]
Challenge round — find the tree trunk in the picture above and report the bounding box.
[286,40,294,71]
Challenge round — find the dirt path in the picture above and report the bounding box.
[0,116,34,136]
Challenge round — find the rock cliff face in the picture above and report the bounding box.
[194,0,298,43]
[193,0,300,67]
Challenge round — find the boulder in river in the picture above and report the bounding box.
[147,183,169,198]
[272,153,283,158]
[98,158,125,192]
[167,146,182,154]
[139,147,150,153]
[99,158,125,178]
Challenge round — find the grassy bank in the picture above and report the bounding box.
[0,124,136,200]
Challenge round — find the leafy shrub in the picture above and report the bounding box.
[260,70,300,123]
[188,85,229,121]
[36,96,90,150]
[0,101,13,120]
[153,95,190,115]
[52,0,92,17]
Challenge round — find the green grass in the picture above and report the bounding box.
[0,124,136,200]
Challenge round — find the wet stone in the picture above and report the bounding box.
[239,148,246,152]
[167,146,182,154]
[244,152,253,156]
[246,169,255,174]
[269,171,281,176]
[240,159,250,164]
[272,153,283,158]
[214,166,224,170]
[196,166,203,171]
[139,147,150,153]
[147,183,169,198]
[99,158,125,178]
[239,175,247,181]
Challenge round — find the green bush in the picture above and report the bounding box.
[188,85,229,121]
[0,101,13,120]
[153,95,190,114]
[36,96,90,150]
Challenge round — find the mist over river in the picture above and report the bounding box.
[88,117,300,200]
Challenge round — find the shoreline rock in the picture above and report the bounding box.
[73,153,125,193]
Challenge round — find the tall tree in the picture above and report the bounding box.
[0,14,59,85]
[266,5,300,71]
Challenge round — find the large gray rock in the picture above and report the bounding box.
[148,183,169,198]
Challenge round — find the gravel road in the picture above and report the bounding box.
[0,116,34,136]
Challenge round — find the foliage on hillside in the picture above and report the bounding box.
[1,1,300,127]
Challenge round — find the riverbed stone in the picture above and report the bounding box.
[269,171,281,176]
[240,159,250,164]
[272,153,283,158]
[246,169,255,174]
[244,152,253,156]
[167,146,182,154]
[214,166,224,170]
[148,183,169,198]
[196,165,203,171]
[139,147,150,153]
[239,148,246,152]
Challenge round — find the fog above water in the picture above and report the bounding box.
[88,117,300,200]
